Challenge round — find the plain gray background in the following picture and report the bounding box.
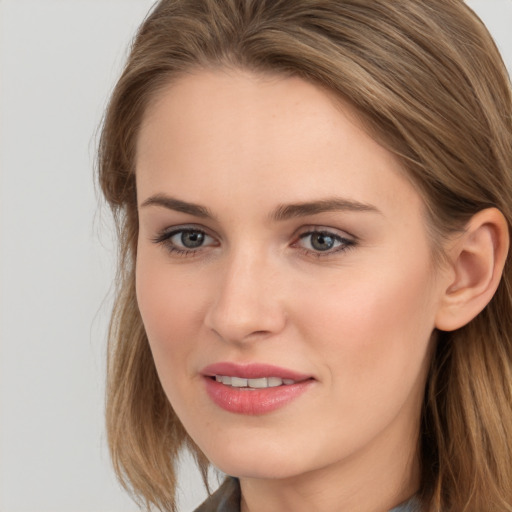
[0,1,511,511]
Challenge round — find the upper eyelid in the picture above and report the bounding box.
[154,224,353,237]
[154,224,217,239]
[294,225,356,241]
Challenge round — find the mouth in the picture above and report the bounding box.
[201,361,313,381]
[211,375,300,389]
[201,362,315,415]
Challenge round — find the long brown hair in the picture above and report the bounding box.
[98,1,512,510]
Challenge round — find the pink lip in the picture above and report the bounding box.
[201,362,315,415]
[201,362,311,381]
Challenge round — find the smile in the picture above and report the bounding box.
[201,363,315,415]
[214,375,297,388]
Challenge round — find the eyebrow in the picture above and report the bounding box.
[270,198,381,221]
[140,194,215,219]
[140,194,381,220]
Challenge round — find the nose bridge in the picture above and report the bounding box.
[205,242,285,343]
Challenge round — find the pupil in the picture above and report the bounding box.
[311,233,334,251]
[181,231,204,248]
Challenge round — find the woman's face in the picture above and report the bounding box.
[135,69,447,482]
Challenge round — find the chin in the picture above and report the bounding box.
[213,458,304,480]
[198,436,314,480]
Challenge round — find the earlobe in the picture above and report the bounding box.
[435,208,509,332]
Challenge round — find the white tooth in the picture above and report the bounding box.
[215,375,222,382]
[283,379,296,385]
[221,375,232,385]
[267,377,283,387]
[231,377,248,387]
[248,377,268,388]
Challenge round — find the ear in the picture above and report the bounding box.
[435,208,509,332]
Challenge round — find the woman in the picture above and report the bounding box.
[98,0,512,510]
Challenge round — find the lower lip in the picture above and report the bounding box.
[203,377,313,415]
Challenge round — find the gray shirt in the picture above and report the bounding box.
[194,477,420,512]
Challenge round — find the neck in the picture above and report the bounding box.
[239,418,420,512]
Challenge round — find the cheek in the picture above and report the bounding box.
[296,256,437,401]
[135,250,207,379]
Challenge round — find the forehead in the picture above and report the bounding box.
[135,68,423,222]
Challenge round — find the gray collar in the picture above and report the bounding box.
[194,478,420,512]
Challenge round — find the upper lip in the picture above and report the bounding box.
[201,362,313,381]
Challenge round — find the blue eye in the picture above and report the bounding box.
[297,230,354,255]
[153,228,216,255]
[172,230,207,249]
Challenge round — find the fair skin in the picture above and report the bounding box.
[134,69,508,512]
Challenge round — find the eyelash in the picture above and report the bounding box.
[152,226,357,258]
[152,227,216,257]
[293,230,356,258]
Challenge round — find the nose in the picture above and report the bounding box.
[204,248,287,344]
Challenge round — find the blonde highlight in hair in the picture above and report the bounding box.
[98,1,512,510]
